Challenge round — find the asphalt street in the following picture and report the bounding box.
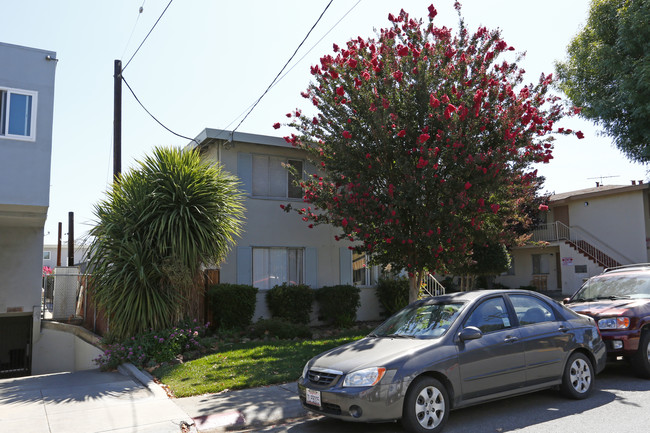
[246,361,650,433]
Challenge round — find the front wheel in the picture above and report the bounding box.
[560,352,594,399]
[632,330,650,378]
[401,376,449,433]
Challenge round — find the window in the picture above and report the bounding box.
[0,88,37,141]
[253,247,304,290]
[575,265,588,274]
[252,155,303,199]
[43,251,51,260]
[510,294,555,325]
[464,297,511,333]
[287,159,303,199]
[532,254,550,274]
[352,251,376,286]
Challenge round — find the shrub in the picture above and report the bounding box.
[247,318,312,340]
[315,285,360,328]
[266,283,314,324]
[376,277,409,317]
[207,283,258,329]
[94,319,210,370]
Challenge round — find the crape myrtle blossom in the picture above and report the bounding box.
[276,3,582,301]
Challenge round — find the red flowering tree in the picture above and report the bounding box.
[279,4,581,302]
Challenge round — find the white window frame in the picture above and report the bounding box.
[251,154,304,199]
[0,87,38,141]
[252,247,304,290]
[352,251,377,286]
[43,251,51,260]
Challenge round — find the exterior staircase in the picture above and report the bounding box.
[531,221,623,269]
[564,239,621,269]
[420,273,446,297]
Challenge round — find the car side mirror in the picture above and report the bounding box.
[459,326,483,341]
[562,298,571,305]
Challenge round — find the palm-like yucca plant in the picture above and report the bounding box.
[87,146,245,340]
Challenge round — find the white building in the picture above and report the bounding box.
[496,182,650,296]
[190,129,382,321]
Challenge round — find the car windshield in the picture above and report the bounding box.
[572,274,650,301]
[370,302,465,339]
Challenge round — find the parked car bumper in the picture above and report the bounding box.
[297,378,405,422]
[600,329,641,358]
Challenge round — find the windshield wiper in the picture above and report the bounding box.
[570,297,596,303]
[596,295,631,300]
[386,333,414,339]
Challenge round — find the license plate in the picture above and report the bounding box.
[306,388,321,407]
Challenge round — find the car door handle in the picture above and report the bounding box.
[504,336,518,343]
[558,326,569,333]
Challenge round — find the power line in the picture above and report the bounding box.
[223,0,361,136]
[230,0,334,139]
[121,0,147,61]
[123,0,174,71]
[276,0,361,88]
[122,75,199,145]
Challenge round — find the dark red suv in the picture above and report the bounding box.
[565,264,650,378]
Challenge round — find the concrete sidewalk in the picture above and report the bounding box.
[174,381,308,432]
[0,366,197,433]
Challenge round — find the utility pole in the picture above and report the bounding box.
[56,222,62,267]
[68,212,74,266]
[113,59,122,182]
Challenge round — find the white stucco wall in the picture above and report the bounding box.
[0,226,44,315]
[556,242,601,296]
[205,141,349,289]
[32,323,102,375]
[496,246,560,291]
[560,190,647,264]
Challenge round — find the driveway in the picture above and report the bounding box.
[0,367,195,433]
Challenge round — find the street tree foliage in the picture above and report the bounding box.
[87,147,245,340]
[556,0,650,163]
[280,4,581,302]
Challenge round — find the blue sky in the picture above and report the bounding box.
[1,0,646,245]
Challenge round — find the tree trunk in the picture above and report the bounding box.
[459,275,476,292]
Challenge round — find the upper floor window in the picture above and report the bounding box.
[0,88,37,141]
[252,155,303,199]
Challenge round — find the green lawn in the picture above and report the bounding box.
[153,331,367,397]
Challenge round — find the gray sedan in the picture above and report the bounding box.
[298,290,606,433]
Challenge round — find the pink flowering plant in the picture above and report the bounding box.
[94,320,210,370]
[278,3,582,302]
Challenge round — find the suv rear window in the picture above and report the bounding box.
[573,273,650,301]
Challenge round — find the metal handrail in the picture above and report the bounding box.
[531,221,628,267]
[421,273,446,297]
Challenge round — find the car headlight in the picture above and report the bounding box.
[342,367,386,387]
[598,317,630,330]
[302,363,310,379]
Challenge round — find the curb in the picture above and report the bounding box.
[118,362,170,399]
